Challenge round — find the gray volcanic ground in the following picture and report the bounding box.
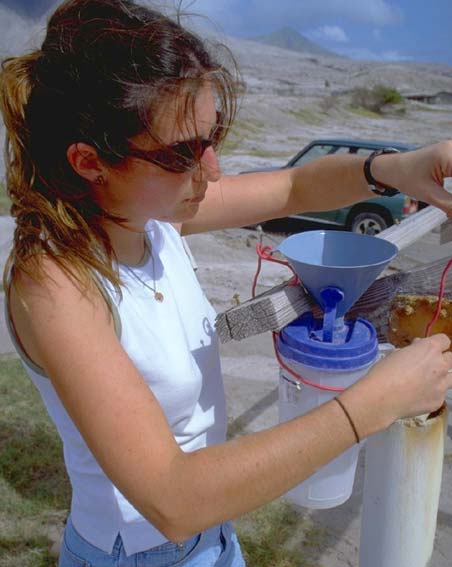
[218,36,452,175]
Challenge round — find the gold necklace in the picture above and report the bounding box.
[123,247,164,302]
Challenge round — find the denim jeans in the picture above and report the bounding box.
[59,516,246,566]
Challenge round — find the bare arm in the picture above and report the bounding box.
[10,261,452,541]
[182,141,452,235]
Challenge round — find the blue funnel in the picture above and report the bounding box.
[278,231,398,317]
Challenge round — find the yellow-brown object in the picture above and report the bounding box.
[388,294,452,348]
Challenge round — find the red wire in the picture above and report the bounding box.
[252,244,298,297]
[272,332,346,393]
[425,258,452,337]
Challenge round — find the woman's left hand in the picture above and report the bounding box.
[373,140,452,217]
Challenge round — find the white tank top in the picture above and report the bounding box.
[5,220,227,556]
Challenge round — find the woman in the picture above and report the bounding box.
[1,0,452,565]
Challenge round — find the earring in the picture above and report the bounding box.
[94,175,105,185]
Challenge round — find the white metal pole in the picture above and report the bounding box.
[359,405,448,567]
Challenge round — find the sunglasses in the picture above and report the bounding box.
[127,117,224,174]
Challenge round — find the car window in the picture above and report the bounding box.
[334,147,351,155]
[292,144,356,166]
[292,144,336,166]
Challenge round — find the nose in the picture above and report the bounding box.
[193,145,221,182]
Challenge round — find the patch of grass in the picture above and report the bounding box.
[287,108,323,125]
[220,118,266,155]
[0,356,69,565]
[0,424,70,508]
[235,500,324,567]
[0,358,70,508]
[349,106,381,119]
[247,148,291,159]
[0,534,57,567]
[0,181,11,215]
[350,84,405,114]
[376,85,404,105]
[220,137,242,155]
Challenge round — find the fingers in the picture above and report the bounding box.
[436,139,452,179]
[399,141,452,213]
[412,333,451,352]
[421,184,452,214]
[429,333,451,352]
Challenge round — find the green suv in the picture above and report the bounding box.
[242,139,423,235]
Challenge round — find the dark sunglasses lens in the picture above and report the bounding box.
[146,148,195,173]
[172,139,212,160]
[156,139,212,172]
[128,137,215,173]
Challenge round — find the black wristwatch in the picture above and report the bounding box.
[364,148,400,197]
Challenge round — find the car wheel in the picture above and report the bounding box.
[350,212,388,235]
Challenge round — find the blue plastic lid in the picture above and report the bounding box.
[277,312,378,370]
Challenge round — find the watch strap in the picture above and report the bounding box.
[364,148,400,197]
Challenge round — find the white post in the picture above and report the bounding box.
[359,405,448,567]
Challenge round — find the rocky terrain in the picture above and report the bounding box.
[215,36,452,175]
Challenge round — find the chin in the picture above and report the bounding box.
[164,204,199,223]
[183,201,201,214]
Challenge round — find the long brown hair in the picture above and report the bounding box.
[0,0,239,293]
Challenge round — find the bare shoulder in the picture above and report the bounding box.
[8,256,114,371]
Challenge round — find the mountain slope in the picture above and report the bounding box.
[251,26,340,58]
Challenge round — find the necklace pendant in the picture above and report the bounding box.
[154,291,164,302]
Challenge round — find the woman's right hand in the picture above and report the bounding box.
[340,333,452,435]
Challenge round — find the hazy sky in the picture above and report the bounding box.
[0,0,451,66]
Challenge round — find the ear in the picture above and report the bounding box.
[66,143,107,184]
